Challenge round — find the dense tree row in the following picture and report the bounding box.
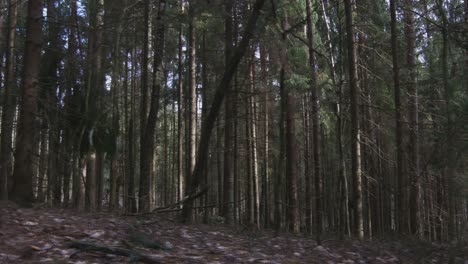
[1,0,467,242]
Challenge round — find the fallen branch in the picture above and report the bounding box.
[123,187,208,216]
[154,186,208,211]
[138,196,248,215]
[66,241,163,264]
[126,231,171,250]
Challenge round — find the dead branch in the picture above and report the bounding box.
[123,186,208,216]
[66,241,163,264]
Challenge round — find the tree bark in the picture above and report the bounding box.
[389,0,406,235]
[465,0,468,92]
[177,0,185,203]
[10,0,43,206]
[404,0,421,237]
[0,0,18,200]
[221,0,234,224]
[260,44,270,228]
[436,0,455,240]
[249,53,260,228]
[285,78,300,234]
[127,46,137,213]
[344,0,364,240]
[181,0,267,223]
[139,0,166,212]
[275,67,286,232]
[37,128,48,202]
[138,0,150,212]
[43,0,62,207]
[306,0,323,243]
[185,0,198,216]
[68,0,80,209]
[85,153,97,211]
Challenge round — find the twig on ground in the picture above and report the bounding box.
[66,240,163,264]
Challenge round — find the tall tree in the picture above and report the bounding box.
[221,0,234,225]
[0,0,18,200]
[68,0,80,209]
[344,0,364,239]
[465,0,468,92]
[184,0,197,217]
[389,0,405,235]
[284,68,299,233]
[436,0,455,239]
[139,0,166,212]
[181,0,267,222]
[42,0,62,206]
[84,0,105,212]
[10,0,43,206]
[281,12,299,233]
[404,0,421,237]
[305,0,323,243]
[259,44,270,228]
[138,0,151,212]
[177,0,185,203]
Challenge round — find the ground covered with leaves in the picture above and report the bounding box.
[0,202,466,263]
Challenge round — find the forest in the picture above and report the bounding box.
[0,0,468,262]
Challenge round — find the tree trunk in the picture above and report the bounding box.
[177,1,185,203]
[96,152,104,210]
[140,0,150,135]
[233,74,240,225]
[43,0,62,207]
[83,0,104,211]
[404,0,421,237]
[249,53,260,228]
[221,0,234,224]
[436,0,455,240]
[163,83,169,207]
[303,96,312,234]
[344,0,364,239]
[285,85,300,234]
[139,0,166,212]
[275,67,286,232]
[73,155,84,209]
[10,0,43,206]
[185,0,198,217]
[138,0,150,212]
[37,128,48,202]
[245,89,253,225]
[389,0,406,235]
[334,1,350,237]
[306,0,323,243]
[47,130,60,205]
[260,44,270,229]
[127,46,137,213]
[66,0,79,209]
[465,0,468,92]
[181,0,267,223]
[200,33,210,223]
[85,153,97,211]
[0,0,18,200]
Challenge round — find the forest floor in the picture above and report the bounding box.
[0,202,467,264]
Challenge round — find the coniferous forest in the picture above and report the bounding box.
[1,0,468,262]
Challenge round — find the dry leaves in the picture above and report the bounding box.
[0,206,466,263]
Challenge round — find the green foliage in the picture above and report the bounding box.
[196,12,214,31]
[288,46,309,69]
[286,73,310,92]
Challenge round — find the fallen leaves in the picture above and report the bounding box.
[0,206,467,263]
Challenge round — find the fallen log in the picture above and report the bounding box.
[66,241,163,263]
[124,186,208,216]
